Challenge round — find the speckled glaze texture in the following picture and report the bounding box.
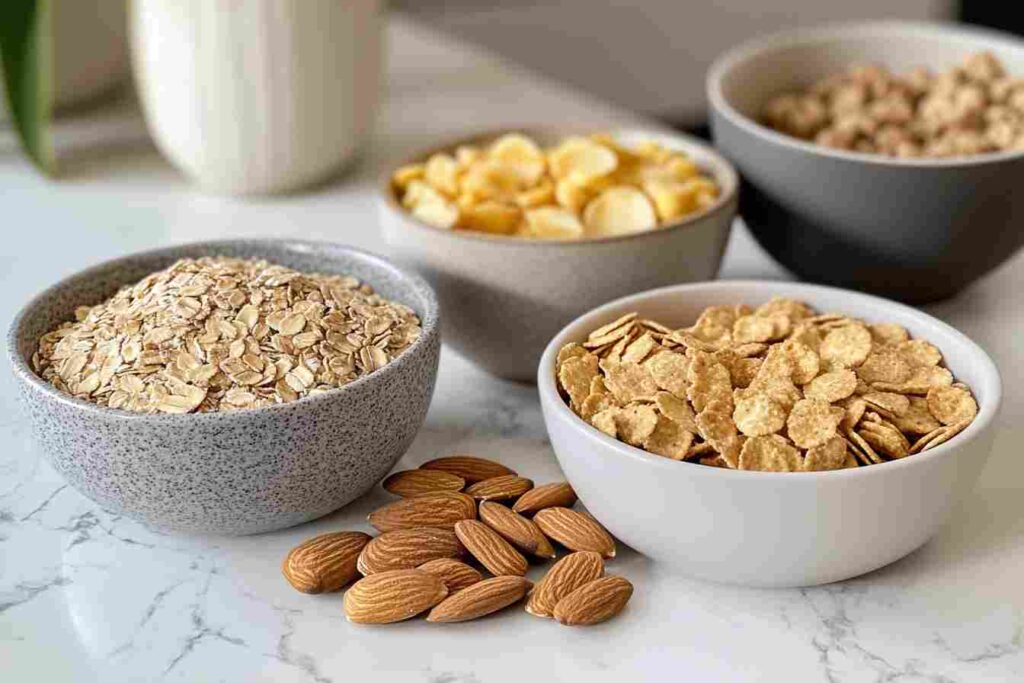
[6,240,440,535]
[380,127,739,382]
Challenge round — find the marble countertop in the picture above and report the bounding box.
[2,16,1023,683]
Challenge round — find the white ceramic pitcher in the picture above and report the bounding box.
[131,0,382,194]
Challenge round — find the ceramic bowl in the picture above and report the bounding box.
[538,280,1001,587]
[7,240,440,535]
[380,127,739,382]
[708,21,1024,304]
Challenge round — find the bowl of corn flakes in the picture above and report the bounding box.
[708,21,1024,304]
[538,280,1001,587]
[380,128,738,381]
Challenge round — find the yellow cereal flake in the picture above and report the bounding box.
[548,137,618,181]
[424,153,461,197]
[522,207,584,240]
[582,186,658,237]
[489,133,546,185]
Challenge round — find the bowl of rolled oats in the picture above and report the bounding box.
[380,127,738,381]
[708,21,1024,303]
[538,281,1001,587]
[7,240,441,535]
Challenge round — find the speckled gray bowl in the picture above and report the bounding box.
[6,240,440,535]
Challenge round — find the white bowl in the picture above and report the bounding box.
[538,281,1001,587]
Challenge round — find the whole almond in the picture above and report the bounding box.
[533,508,616,558]
[282,531,372,594]
[479,501,556,559]
[420,455,516,483]
[464,475,534,502]
[427,575,532,623]
[344,569,448,624]
[454,519,528,576]
[525,551,604,618]
[357,527,464,575]
[417,558,483,594]
[368,492,477,532]
[553,575,633,626]
[382,469,465,498]
[512,481,577,516]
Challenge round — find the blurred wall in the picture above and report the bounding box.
[397,0,956,123]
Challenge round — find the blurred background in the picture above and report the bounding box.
[397,0,1022,129]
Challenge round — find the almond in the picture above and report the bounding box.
[464,475,534,502]
[454,519,528,576]
[512,481,577,515]
[382,469,465,498]
[426,575,532,623]
[368,492,477,532]
[420,455,516,483]
[282,531,372,594]
[553,575,633,626]
[416,558,483,594]
[357,527,464,575]
[343,569,448,624]
[525,551,604,618]
[533,507,616,558]
[478,501,556,559]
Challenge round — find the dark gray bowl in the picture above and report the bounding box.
[6,240,440,535]
[708,21,1024,304]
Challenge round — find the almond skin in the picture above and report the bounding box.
[464,475,534,502]
[282,531,372,594]
[512,481,577,516]
[533,507,616,558]
[426,576,532,623]
[419,455,516,483]
[357,527,465,575]
[382,469,465,498]
[368,492,477,532]
[454,519,529,576]
[525,551,604,618]
[416,558,483,594]
[553,575,633,626]
[478,501,556,559]
[344,570,448,624]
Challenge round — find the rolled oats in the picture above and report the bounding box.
[33,257,421,414]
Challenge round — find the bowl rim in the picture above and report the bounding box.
[6,238,441,423]
[707,19,1024,168]
[379,125,740,247]
[538,279,1002,480]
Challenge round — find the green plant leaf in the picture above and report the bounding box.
[0,0,55,174]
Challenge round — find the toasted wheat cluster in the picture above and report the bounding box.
[762,51,1024,158]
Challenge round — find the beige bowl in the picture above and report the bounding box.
[379,127,739,382]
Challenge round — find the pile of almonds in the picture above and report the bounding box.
[282,455,633,626]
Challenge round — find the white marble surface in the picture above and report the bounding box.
[2,16,1024,683]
